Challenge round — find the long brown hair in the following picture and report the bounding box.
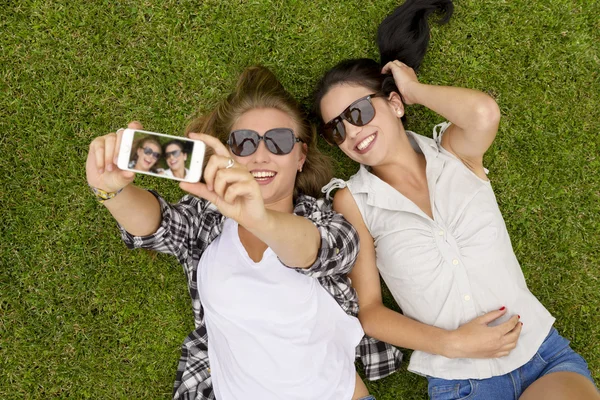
[131,136,162,172]
[186,66,332,200]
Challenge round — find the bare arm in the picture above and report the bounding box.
[102,185,161,236]
[86,121,162,236]
[334,188,522,358]
[250,209,321,268]
[384,61,501,179]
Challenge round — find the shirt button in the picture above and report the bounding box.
[335,248,340,255]
[452,259,459,265]
[464,295,471,301]
[438,230,444,236]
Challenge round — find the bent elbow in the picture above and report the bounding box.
[476,95,501,131]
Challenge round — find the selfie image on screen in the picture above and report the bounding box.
[128,131,194,179]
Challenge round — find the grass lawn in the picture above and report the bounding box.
[1,0,599,398]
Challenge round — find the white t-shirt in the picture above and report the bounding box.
[197,218,364,399]
[346,125,554,380]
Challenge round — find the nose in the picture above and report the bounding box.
[343,119,362,139]
[252,140,271,163]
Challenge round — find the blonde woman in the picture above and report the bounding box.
[86,67,401,399]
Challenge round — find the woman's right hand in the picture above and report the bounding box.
[381,60,420,105]
[446,308,523,359]
[86,121,141,192]
[180,133,267,231]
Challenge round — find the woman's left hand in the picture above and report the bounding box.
[382,60,420,105]
[180,133,267,230]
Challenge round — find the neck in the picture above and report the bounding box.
[173,167,185,178]
[371,130,426,185]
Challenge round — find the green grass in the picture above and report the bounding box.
[1,0,599,398]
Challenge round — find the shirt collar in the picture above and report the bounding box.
[347,131,445,213]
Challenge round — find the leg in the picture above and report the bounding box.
[519,372,599,400]
[518,328,599,399]
[352,371,370,400]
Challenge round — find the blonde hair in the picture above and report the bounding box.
[186,66,332,199]
[131,136,162,172]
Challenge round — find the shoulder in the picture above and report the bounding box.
[293,194,330,217]
[332,187,357,213]
[177,193,210,207]
[346,166,370,189]
[173,194,222,218]
[332,187,369,231]
[294,194,355,235]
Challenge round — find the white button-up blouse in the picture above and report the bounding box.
[345,124,555,380]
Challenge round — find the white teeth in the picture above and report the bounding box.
[252,171,275,178]
[357,134,375,150]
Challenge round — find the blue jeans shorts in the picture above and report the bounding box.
[357,396,375,400]
[426,328,595,400]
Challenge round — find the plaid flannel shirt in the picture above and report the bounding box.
[120,191,402,400]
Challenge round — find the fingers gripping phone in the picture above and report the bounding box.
[117,129,205,182]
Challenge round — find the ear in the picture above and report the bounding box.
[298,143,308,171]
[387,92,405,118]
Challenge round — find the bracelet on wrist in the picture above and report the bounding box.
[89,185,124,203]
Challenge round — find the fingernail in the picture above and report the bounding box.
[98,168,104,174]
[107,164,113,172]
[499,306,505,311]
[518,315,521,319]
[521,322,524,326]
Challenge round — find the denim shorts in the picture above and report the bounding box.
[356,396,376,400]
[426,328,595,400]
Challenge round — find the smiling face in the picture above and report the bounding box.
[320,84,405,167]
[230,107,306,206]
[135,141,161,171]
[165,143,187,173]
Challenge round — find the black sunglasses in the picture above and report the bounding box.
[228,128,302,157]
[322,94,381,146]
[142,147,161,159]
[164,149,182,159]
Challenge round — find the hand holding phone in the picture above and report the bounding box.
[117,128,205,183]
[86,122,140,193]
[179,133,267,231]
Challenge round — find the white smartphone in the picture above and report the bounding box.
[117,128,205,183]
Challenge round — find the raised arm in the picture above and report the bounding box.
[251,208,322,268]
[334,188,522,359]
[86,121,161,236]
[383,60,500,179]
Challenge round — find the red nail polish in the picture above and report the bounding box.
[499,306,505,311]
[518,315,521,319]
[521,322,524,326]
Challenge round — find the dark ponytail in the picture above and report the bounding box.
[314,0,453,118]
[378,0,453,70]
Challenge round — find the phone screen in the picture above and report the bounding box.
[124,130,204,182]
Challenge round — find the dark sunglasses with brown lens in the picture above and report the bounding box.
[228,128,302,157]
[142,147,162,159]
[321,94,382,146]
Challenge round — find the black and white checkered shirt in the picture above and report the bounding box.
[120,191,402,399]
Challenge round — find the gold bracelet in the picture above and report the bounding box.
[89,185,124,203]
